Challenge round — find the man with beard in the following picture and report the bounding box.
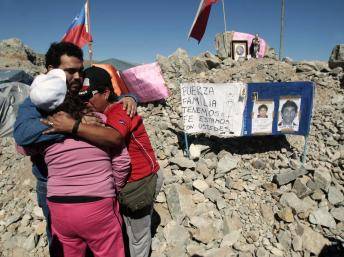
[13,42,137,244]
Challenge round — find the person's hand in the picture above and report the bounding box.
[119,96,137,118]
[41,111,76,134]
[82,113,105,127]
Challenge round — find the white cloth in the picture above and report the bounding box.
[30,69,67,111]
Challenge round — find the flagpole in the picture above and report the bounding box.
[279,0,285,61]
[221,0,229,57]
[221,0,227,32]
[86,0,93,65]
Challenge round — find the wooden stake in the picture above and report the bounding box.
[86,0,93,65]
[221,0,229,57]
[221,0,227,32]
[279,0,285,61]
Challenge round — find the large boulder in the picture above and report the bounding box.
[157,48,192,77]
[215,31,234,59]
[191,51,221,73]
[329,44,344,69]
[0,38,45,76]
[165,184,195,223]
[265,47,277,59]
[0,38,44,66]
[295,61,330,73]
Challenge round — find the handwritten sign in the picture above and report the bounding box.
[121,62,169,103]
[181,83,247,137]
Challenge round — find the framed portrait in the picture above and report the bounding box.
[251,100,274,134]
[277,96,302,132]
[231,40,248,61]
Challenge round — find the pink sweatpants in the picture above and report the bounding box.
[48,198,125,257]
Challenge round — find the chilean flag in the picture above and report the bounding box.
[61,2,92,48]
[188,0,218,43]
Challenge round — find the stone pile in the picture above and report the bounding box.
[0,138,49,257]
[0,38,45,76]
[0,39,343,256]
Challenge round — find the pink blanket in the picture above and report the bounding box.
[121,62,169,103]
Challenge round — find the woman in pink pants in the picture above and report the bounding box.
[19,69,130,257]
[45,136,129,257]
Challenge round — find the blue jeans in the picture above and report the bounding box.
[36,180,52,243]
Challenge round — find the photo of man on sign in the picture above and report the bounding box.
[277,98,301,132]
[257,104,268,118]
[251,100,274,134]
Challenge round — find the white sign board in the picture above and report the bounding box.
[181,83,247,137]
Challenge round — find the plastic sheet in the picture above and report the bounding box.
[0,69,32,137]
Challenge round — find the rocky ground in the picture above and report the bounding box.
[0,39,343,257]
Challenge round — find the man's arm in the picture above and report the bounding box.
[40,95,138,147]
[41,111,124,148]
[13,98,65,146]
[77,123,124,147]
[119,93,139,104]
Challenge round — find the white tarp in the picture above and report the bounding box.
[181,83,247,137]
[0,69,32,137]
[0,82,30,137]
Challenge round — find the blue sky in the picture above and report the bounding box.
[0,0,343,64]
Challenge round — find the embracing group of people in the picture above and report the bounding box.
[14,42,163,257]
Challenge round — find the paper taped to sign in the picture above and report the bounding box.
[121,62,169,103]
[181,83,247,137]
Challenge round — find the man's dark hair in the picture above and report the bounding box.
[45,42,83,69]
[281,100,298,113]
[258,104,268,112]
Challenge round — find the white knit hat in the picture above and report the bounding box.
[30,69,67,111]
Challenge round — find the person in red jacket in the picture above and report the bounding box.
[44,66,164,257]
